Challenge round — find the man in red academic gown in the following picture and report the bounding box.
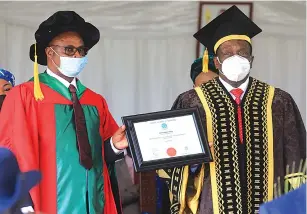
[0,11,128,214]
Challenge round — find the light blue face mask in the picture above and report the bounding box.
[51,48,88,77]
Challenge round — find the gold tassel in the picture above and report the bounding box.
[205,9,211,24]
[33,43,44,101]
[202,48,209,73]
[202,8,211,74]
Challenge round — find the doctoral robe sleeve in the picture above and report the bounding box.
[98,96,123,214]
[171,89,207,128]
[100,97,119,141]
[0,85,40,210]
[281,91,306,165]
[99,96,122,164]
[171,93,185,110]
[170,90,207,173]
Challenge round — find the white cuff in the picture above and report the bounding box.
[110,137,126,155]
[21,206,34,213]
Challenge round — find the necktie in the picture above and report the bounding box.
[231,88,244,144]
[69,84,93,170]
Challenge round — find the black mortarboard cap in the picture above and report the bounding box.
[193,5,262,53]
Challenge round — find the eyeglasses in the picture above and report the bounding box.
[49,45,89,57]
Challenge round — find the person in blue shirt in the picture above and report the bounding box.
[0,68,15,111]
[259,184,306,214]
[0,147,41,214]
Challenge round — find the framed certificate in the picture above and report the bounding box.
[122,108,213,172]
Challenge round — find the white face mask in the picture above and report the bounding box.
[218,55,251,82]
[50,48,88,77]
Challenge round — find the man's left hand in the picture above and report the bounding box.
[112,125,128,150]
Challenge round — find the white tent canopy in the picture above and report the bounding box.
[0,1,305,35]
[0,1,305,124]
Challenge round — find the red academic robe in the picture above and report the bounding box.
[0,79,121,214]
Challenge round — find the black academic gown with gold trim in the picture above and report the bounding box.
[158,77,306,214]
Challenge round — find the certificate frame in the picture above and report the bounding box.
[122,107,213,172]
[196,1,254,58]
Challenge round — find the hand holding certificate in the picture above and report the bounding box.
[122,108,213,172]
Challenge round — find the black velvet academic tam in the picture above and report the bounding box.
[29,11,100,65]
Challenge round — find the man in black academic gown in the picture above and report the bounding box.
[157,5,306,214]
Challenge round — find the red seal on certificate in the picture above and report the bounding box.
[166,148,177,157]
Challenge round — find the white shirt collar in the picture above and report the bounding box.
[46,68,77,90]
[219,77,249,99]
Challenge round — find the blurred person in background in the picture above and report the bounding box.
[190,51,219,87]
[0,147,41,214]
[0,68,15,111]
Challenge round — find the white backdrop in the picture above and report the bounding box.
[0,1,305,125]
